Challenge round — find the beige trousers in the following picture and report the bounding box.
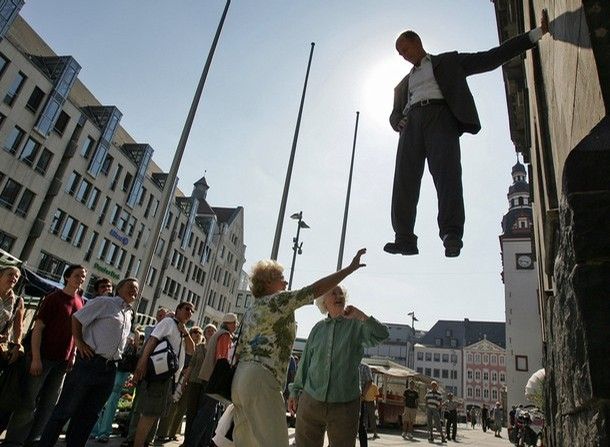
[295,391,360,447]
[231,361,289,447]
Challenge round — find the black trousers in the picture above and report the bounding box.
[391,104,465,242]
[446,410,457,440]
[358,401,368,447]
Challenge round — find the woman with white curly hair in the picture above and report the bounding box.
[231,249,367,447]
[288,284,388,447]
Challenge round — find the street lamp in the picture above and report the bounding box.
[288,211,310,290]
[408,311,418,368]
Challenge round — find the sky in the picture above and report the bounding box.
[21,1,524,337]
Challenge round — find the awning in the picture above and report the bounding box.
[369,365,416,378]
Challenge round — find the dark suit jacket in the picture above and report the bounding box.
[390,31,537,135]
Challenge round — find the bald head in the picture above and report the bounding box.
[395,30,426,65]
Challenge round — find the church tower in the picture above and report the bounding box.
[499,160,543,410]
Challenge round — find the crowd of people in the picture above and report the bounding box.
[0,248,397,447]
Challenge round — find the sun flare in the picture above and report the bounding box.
[361,56,406,126]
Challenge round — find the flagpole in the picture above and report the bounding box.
[337,111,360,271]
[270,42,315,260]
[136,0,231,312]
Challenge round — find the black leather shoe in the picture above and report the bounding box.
[442,234,463,257]
[383,241,419,255]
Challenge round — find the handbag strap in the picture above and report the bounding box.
[229,319,244,365]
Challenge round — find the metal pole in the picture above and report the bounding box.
[336,111,360,271]
[288,212,303,290]
[270,42,315,260]
[136,0,231,312]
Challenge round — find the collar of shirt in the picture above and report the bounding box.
[323,315,345,323]
[410,54,432,73]
[110,295,134,312]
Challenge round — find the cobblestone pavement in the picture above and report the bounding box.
[77,423,515,446]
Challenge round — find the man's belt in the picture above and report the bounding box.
[409,98,446,110]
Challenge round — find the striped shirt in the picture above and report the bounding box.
[425,389,443,410]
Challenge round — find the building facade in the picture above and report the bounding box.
[364,323,421,368]
[493,2,609,445]
[414,343,462,397]
[0,12,245,327]
[463,338,507,410]
[499,161,543,410]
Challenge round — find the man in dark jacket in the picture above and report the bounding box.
[384,11,549,257]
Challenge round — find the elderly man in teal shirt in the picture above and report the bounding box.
[288,285,388,446]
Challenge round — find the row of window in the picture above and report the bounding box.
[466,369,506,383]
[416,367,459,380]
[0,54,71,135]
[466,386,501,401]
[417,351,459,363]
[161,275,202,309]
[0,172,36,217]
[466,352,506,366]
[49,209,88,248]
[0,229,15,252]
[2,121,55,175]
[206,288,230,314]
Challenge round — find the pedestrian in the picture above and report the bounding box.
[287,285,388,447]
[3,264,86,447]
[183,323,216,445]
[442,392,460,441]
[231,248,367,447]
[481,403,489,432]
[425,381,445,443]
[493,402,504,437]
[384,11,549,257]
[402,380,419,440]
[0,265,24,432]
[92,277,113,298]
[184,313,238,447]
[37,277,138,447]
[469,407,477,429]
[363,378,380,439]
[132,302,195,447]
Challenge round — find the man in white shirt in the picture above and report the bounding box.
[132,302,195,447]
[385,10,549,258]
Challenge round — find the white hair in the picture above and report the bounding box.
[315,284,348,314]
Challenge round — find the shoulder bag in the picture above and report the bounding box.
[206,325,242,403]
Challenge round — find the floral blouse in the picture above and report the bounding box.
[236,285,314,387]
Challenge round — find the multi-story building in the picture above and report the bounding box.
[499,161,543,410]
[463,337,507,410]
[493,2,609,444]
[414,319,505,398]
[0,11,245,326]
[364,323,423,368]
[233,270,253,321]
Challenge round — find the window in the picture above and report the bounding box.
[86,187,100,210]
[0,178,22,209]
[500,372,506,382]
[445,329,452,337]
[122,171,132,192]
[26,86,45,113]
[516,355,529,372]
[0,230,15,251]
[467,387,473,398]
[38,252,68,280]
[53,111,70,135]
[65,171,81,195]
[451,370,458,380]
[109,204,121,225]
[492,372,498,382]
[100,154,113,176]
[165,211,173,229]
[483,389,489,399]
[433,369,440,378]
[137,186,147,206]
[72,223,87,248]
[442,369,449,379]
[60,216,77,242]
[109,163,122,190]
[483,354,489,364]
[492,389,498,400]
[116,249,126,270]
[80,136,95,159]
[475,370,481,381]
[75,179,92,203]
[0,54,8,78]
[475,354,481,364]
[475,387,481,398]
[467,353,473,363]
[118,210,130,232]
[84,231,98,261]
[435,338,442,347]
[98,197,111,225]
[49,209,66,235]
[147,267,157,286]
[451,354,458,363]
[155,238,165,257]
[97,238,110,260]
[433,353,440,362]
[450,338,458,348]
[417,352,424,361]
[15,188,34,217]
[3,126,25,154]
[499,356,505,366]
[4,71,26,105]
[491,355,497,365]
[425,368,431,377]
[467,370,473,380]
[35,149,53,175]
[442,354,449,363]
[483,371,489,381]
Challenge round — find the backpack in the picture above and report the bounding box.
[146,319,182,382]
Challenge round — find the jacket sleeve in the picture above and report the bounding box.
[457,31,537,76]
[360,316,390,348]
[389,75,409,131]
